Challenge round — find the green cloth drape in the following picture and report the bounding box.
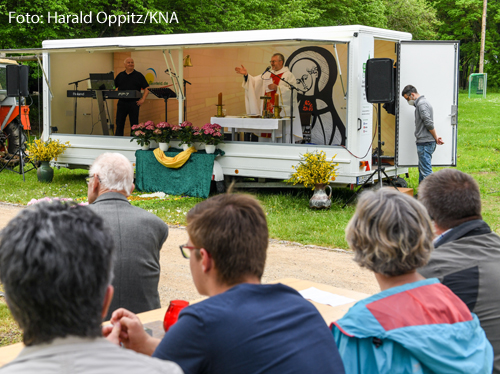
[135,148,224,198]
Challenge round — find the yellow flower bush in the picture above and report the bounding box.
[287,150,338,189]
[27,139,70,162]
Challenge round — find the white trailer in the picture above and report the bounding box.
[1,25,459,188]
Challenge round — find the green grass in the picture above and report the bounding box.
[0,92,498,347]
[0,92,499,241]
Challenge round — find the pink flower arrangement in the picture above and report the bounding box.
[178,121,196,146]
[154,122,174,143]
[130,121,224,148]
[200,123,224,145]
[130,122,155,146]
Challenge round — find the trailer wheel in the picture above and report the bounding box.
[393,177,408,188]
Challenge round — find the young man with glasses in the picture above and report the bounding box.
[105,193,345,374]
[88,152,168,320]
[401,85,444,184]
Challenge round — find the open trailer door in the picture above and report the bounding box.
[396,41,459,167]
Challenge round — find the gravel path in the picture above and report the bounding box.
[0,203,379,305]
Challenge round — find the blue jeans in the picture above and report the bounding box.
[417,142,436,184]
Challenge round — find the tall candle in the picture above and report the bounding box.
[218,92,222,106]
[275,94,279,106]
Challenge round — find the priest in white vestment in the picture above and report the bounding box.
[235,53,302,143]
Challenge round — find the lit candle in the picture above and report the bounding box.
[218,92,222,106]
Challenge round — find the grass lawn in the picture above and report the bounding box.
[0,92,498,346]
[0,92,499,247]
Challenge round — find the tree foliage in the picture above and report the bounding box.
[0,0,499,87]
[385,0,440,40]
[431,0,500,88]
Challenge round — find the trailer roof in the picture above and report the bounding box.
[0,25,411,55]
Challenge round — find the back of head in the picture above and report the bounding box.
[402,85,418,97]
[90,152,134,195]
[346,188,434,277]
[419,169,481,230]
[0,202,115,346]
[186,193,268,286]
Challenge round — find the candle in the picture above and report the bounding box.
[218,92,222,106]
[275,94,279,106]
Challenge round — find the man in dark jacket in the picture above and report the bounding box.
[88,152,168,320]
[418,168,500,373]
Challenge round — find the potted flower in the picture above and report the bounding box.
[171,124,182,147]
[178,121,195,150]
[287,150,338,210]
[27,138,71,183]
[155,122,173,151]
[200,123,224,153]
[130,121,155,149]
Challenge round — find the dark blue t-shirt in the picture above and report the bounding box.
[153,283,345,374]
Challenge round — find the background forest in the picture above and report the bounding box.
[0,0,498,89]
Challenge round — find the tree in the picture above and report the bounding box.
[430,0,500,88]
[385,0,440,40]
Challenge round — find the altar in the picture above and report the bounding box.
[211,116,292,143]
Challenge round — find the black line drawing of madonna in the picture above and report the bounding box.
[286,47,346,146]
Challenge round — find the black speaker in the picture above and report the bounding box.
[365,58,394,103]
[6,65,20,97]
[20,65,29,97]
[6,64,30,97]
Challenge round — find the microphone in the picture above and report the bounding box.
[261,66,272,78]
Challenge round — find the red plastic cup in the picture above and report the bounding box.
[163,300,189,332]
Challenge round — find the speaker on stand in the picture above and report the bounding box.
[1,64,35,181]
[343,58,399,207]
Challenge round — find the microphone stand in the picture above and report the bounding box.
[68,77,90,134]
[166,70,191,120]
[271,74,305,143]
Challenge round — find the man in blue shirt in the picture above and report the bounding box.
[105,193,345,374]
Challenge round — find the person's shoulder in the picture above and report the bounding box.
[132,69,146,77]
[106,342,183,374]
[0,338,183,374]
[187,283,314,317]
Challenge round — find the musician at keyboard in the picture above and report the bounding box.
[114,58,150,136]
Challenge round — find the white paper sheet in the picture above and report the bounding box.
[299,287,356,307]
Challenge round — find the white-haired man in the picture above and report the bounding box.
[88,152,168,320]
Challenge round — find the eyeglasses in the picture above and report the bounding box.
[179,244,198,259]
[85,175,100,185]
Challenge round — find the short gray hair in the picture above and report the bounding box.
[0,202,115,345]
[90,153,134,195]
[346,188,434,276]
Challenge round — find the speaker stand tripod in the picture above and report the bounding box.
[0,98,36,181]
[343,103,399,208]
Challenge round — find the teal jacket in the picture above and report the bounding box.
[332,278,493,374]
